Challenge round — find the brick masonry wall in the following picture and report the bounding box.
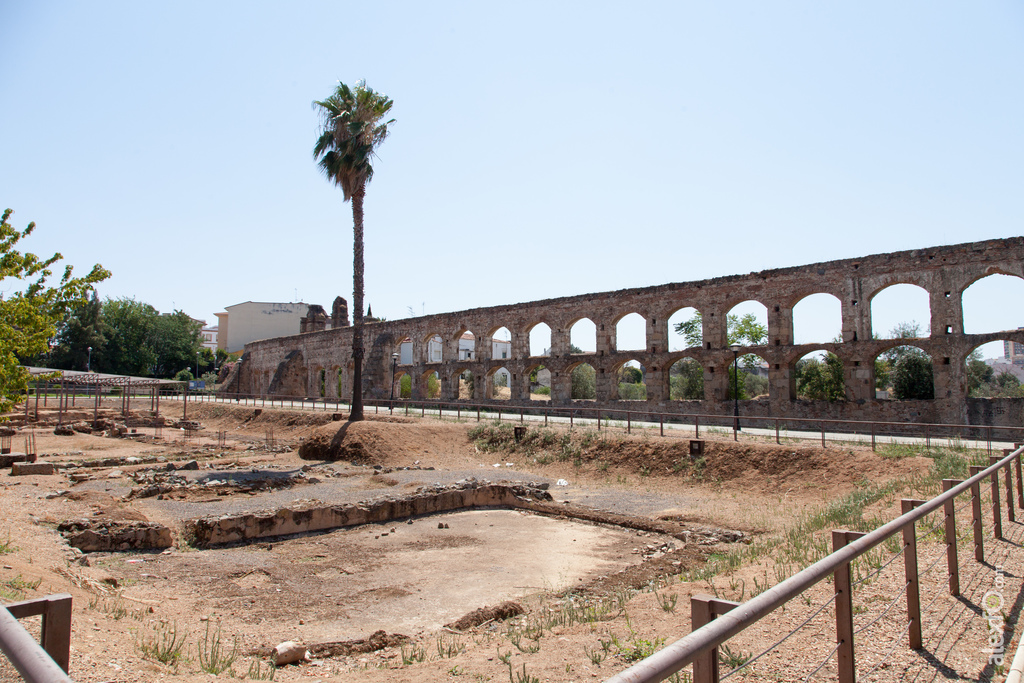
[221,237,1024,427]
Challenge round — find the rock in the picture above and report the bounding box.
[273,641,310,666]
[12,462,55,476]
[53,425,75,436]
[71,422,93,434]
[0,427,16,437]
[180,460,199,471]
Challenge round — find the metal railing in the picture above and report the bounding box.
[0,593,73,682]
[165,390,1024,452]
[603,446,1024,683]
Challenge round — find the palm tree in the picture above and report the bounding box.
[313,80,394,421]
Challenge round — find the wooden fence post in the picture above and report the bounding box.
[902,499,924,650]
[942,479,961,596]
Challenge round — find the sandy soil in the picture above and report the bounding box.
[0,398,1007,683]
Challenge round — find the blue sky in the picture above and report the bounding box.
[2,2,1022,357]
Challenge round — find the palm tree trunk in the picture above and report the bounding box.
[349,186,366,421]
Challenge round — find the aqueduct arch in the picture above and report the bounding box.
[223,237,1024,426]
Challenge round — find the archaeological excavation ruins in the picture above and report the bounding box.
[2,238,1024,682]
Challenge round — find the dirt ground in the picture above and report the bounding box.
[0,398,1005,683]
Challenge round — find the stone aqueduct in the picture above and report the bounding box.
[222,237,1024,426]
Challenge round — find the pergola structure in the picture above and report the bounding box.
[20,367,186,425]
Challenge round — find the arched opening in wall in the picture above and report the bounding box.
[793,294,842,345]
[873,345,933,400]
[528,323,552,357]
[966,341,1024,398]
[727,352,769,400]
[328,366,340,399]
[456,330,476,361]
[422,370,441,399]
[398,336,413,366]
[568,362,596,400]
[962,274,1024,361]
[319,368,326,398]
[490,327,512,362]
[668,307,701,352]
[725,301,769,347]
[570,318,597,354]
[423,333,443,364]
[668,357,703,400]
[396,370,411,399]
[870,284,930,341]
[527,363,551,400]
[486,366,511,400]
[614,360,647,401]
[615,312,646,352]
[793,350,845,401]
[457,370,474,400]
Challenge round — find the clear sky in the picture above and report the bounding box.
[2,2,1022,358]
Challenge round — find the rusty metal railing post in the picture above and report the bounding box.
[821,421,825,448]
[989,456,1003,540]
[871,422,876,451]
[775,418,780,445]
[1005,455,1015,523]
[627,412,631,434]
[3,593,73,677]
[942,479,961,596]
[901,499,924,649]
[695,415,700,438]
[832,530,864,683]
[660,414,663,437]
[1016,450,1024,509]
[970,465,985,561]
[690,595,739,683]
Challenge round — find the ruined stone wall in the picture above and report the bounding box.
[222,237,1024,426]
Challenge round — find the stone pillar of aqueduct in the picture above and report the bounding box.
[221,237,1024,427]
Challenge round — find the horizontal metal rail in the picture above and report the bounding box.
[164,391,1024,447]
[0,593,73,682]
[603,447,1024,683]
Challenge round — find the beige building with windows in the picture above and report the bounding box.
[215,302,310,353]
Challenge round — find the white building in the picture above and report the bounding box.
[200,324,218,351]
[215,302,309,353]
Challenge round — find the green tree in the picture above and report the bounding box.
[966,350,993,396]
[669,358,704,400]
[99,298,159,376]
[46,291,107,371]
[995,371,1021,393]
[619,366,643,384]
[0,209,109,412]
[892,352,934,400]
[876,322,926,391]
[673,311,768,349]
[150,311,202,378]
[313,80,395,422]
[571,363,596,400]
[795,353,845,401]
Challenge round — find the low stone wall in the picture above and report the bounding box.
[184,480,552,547]
[183,479,747,548]
[57,520,174,552]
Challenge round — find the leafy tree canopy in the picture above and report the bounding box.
[1,209,109,413]
[675,312,767,371]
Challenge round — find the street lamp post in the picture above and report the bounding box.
[730,344,741,438]
[86,346,92,372]
[389,352,399,414]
